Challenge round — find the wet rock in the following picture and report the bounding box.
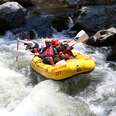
[52,16,70,32]
[76,5,116,33]
[107,27,116,33]
[51,9,82,33]
[0,0,67,10]
[1,0,116,7]
[89,28,116,46]
[13,0,65,8]
[12,8,79,37]
[63,0,81,7]
[31,0,67,9]
[80,0,116,5]
[75,27,116,47]
[107,44,116,61]
[0,0,34,7]
[13,0,34,8]
[74,27,116,61]
[0,2,26,34]
[12,15,54,38]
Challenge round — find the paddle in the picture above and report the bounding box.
[16,30,89,59]
[66,30,89,47]
[16,36,19,62]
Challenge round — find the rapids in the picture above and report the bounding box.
[0,32,116,116]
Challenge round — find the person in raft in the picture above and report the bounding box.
[18,38,74,65]
[51,39,74,60]
[17,38,41,55]
[42,39,74,65]
[38,39,67,65]
[18,38,59,65]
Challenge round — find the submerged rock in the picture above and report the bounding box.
[0,2,26,34]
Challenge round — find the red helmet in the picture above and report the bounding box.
[51,39,60,46]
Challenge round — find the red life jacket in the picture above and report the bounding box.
[41,47,54,57]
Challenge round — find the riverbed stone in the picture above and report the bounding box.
[79,0,116,5]
[0,0,116,6]
[75,27,116,47]
[0,2,26,34]
[75,5,116,33]
[107,43,116,61]
[89,28,116,46]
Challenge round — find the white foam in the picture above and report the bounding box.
[10,80,92,116]
[0,67,32,110]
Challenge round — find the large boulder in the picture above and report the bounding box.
[89,27,116,46]
[0,0,34,7]
[106,28,116,61]
[32,0,116,6]
[12,15,54,37]
[30,0,67,9]
[80,0,116,5]
[76,5,116,33]
[0,2,26,34]
[0,0,116,6]
[12,0,34,7]
[0,0,79,8]
[107,44,116,61]
[75,27,116,46]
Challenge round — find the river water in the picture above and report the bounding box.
[0,32,116,116]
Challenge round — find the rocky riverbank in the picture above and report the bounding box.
[0,1,116,34]
[0,0,116,60]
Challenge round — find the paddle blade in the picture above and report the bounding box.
[16,37,19,62]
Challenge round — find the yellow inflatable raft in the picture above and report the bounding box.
[31,50,96,80]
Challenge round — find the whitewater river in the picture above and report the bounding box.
[0,32,116,116]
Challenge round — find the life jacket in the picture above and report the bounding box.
[62,44,74,57]
[41,46,54,57]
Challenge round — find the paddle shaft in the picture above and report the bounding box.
[16,37,19,62]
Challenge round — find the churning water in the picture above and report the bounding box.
[0,32,116,116]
